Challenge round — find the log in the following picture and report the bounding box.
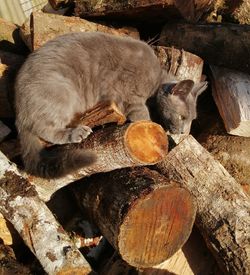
[0,64,14,118]
[74,0,180,22]
[210,66,250,137]
[0,151,92,274]
[206,0,250,25]
[100,227,218,275]
[73,167,196,268]
[159,23,250,75]
[0,18,26,54]
[156,135,250,274]
[0,51,24,118]
[153,46,204,83]
[30,120,167,202]
[0,121,11,142]
[20,11,139,51]
[0,214,12,245]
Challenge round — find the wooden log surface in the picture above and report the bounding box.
[20,11,139,51]
[159,23,250,74]
[0,151,92,275]
[31,120,167,202]
[73,167,196,268]
[153,46,204,83]
[210,66,250,137]
[156,135,250,274]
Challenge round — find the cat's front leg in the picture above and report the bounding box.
[127,103,150,122]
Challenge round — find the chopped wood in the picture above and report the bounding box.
[0,214,12,245]
[154,46,204,83]
[31,120,167,202]
[69,100,126,129]
[0,64,14,118]
[210,66,250,137]
[156,135,250,274]
[0,18,25,54]
[73,167,196,268]
[20,11,139,51]
[0,151,92,274]
[74,0,179,22]
[159,23,250,74]
[0,121,11,142]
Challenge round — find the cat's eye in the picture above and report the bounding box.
[178,115,185,120]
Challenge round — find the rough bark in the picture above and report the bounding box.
[30,121,167,202]
[74,0,180,22]
[0,151,92,275]
[159,23,250,75]
[210,66,250,137]
[153,46,204,83]
[73,167,196,268]
[20,11,139,51]
[156,135,250,274]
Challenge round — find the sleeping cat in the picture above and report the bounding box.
[15,32,207,178]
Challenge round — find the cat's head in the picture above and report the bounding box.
[155,79,207,134]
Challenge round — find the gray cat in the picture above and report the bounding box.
[15,32,207,178]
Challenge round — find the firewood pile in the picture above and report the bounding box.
[0,0,250,274]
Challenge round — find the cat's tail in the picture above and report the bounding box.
[20,131,97,178]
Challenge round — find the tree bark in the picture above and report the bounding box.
[20,11,139,51]
[30,120,167,202]
[159,23,250,75]
[0,151,92,275]
[153,46,204,83]
[210,65,250,137]
[73,167,196,268]
[156,135,250,274]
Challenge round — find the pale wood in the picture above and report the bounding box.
[0,120,11,142]
[30,121,167,202]
[160,23,250,74]
[156,135,250,274]
[73,167,196,268]
[0,213,12,245]
[154,46,204,83]
[20,11,139,51]
[210,66,250,137]
[0,151,92,274]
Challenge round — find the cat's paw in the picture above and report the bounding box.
[70,126,92,143]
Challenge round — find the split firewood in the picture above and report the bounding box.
[0,214,12,245]
[73,167,196,268]
[0,18,26,54]
[160,23,250,75]
[0,121,11,142]
[156,135,250,274]
[0,64,14,118]
[210,66,250,137]
[153,46,204,83]
[206,0,250,24]
[0,151,92,274]
[31,119,167,202]
[20,11,139,51]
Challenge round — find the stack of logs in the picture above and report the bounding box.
[0,0,250,274]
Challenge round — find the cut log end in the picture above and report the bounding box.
[118,183,196,268]
[125,121,168,164]
[56,266,91,275]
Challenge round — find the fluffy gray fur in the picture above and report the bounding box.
[15,32,207,178]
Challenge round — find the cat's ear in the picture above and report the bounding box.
[191,81,208,98]
[162,80,194,100]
